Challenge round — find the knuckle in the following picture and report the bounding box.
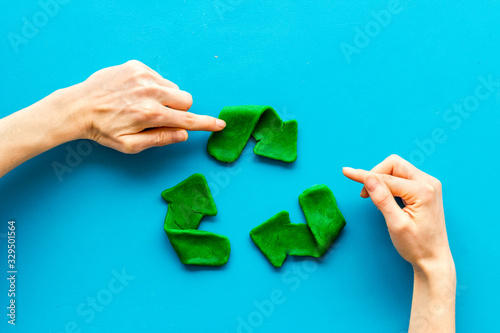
[139,100,156,113]
[377,193,394,209]
[141,84,162,99]
[134,69,151,81]
[131,86,146,99]
[153,84,165,95]
[154,131,171,146]
[431,177,442,191]
[387,154,408,166]
[182,91,193,109]
[134,104,154,122]
[184,113,196,128]
[420,183,437,201]
[391,222,411,235]
[126,59,143,68]
[387,154,413,174]
[158,86,174,101]
[126,66,150,81]
[121,141,141,154]
[126,61,145,76]
[388,154,402,162]
[134,110,150,124]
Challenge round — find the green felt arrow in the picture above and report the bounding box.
[250,184,346,267]
[207,105,298,163]
[162,173,230,266]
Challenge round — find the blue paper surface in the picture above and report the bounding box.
[1,1,499,332]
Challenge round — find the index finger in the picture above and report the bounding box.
[360,155,433,198]
[151,106,226,132]
[343,167,424,203]
[369,155,431,180]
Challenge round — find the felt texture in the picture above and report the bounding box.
[162,173,230,266]
[207,105,298,163]
[250,184,346,267]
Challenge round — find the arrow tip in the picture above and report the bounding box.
[250,211,291,267]
[161,173,217,217]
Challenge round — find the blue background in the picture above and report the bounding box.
[1,0,499,332]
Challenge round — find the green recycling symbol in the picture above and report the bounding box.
[162,105,346,267]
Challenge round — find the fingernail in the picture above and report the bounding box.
[216,119,226,128]
[343,167,354,172]
[173,130,187,142]
[365,176,378,192]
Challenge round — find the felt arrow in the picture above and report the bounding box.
[250,184,346,267]
[207,105,298,163]
[162,173,230,266]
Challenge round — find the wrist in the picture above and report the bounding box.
[0,84,92,177]
[0,86,88,177]
[413,254,456,303]
[14,85,90,152]
[410,255,456,333]
[14,88,82,149]
[413,252,455,282]
[45,84,90,143]
[414,262,456,291]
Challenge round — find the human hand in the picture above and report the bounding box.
[70,60,226,153]
[343,155,455,332]
[342,155,453,273]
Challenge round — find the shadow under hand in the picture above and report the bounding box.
[86,134,208,180]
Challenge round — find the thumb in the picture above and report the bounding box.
[364,176,406,226]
